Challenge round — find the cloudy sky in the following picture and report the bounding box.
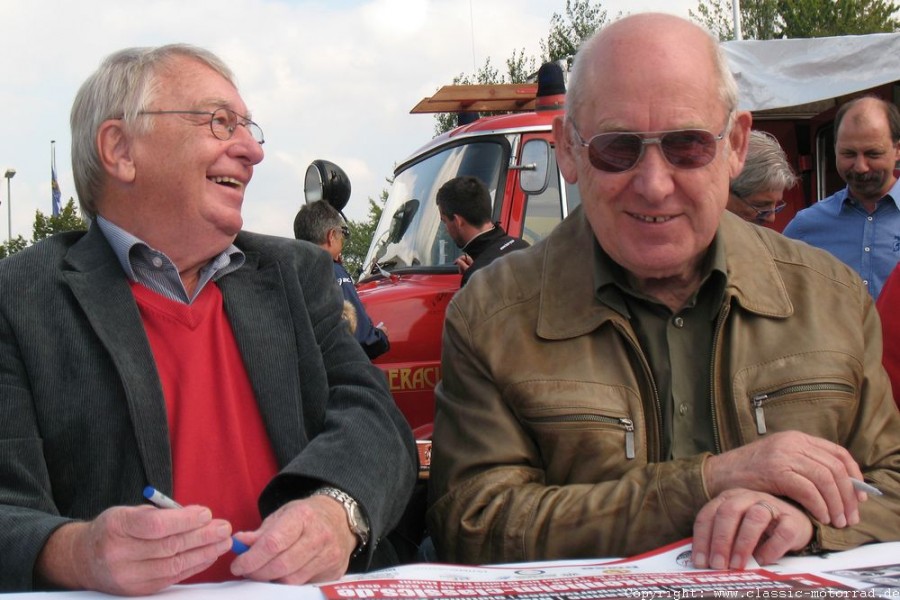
[1,0,696,240]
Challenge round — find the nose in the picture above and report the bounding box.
[631,144,675,201]
[851,154,870,172]
[229,126,265,165]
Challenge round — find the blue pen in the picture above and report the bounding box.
[142,486,250,554]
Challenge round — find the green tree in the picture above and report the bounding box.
[779,0,900,37]
[342,192,385,278]
[33,198,87,241]
[0,235,28,259]
[0,197,86,259]
[691,0,899,40]
[540,0,610,66]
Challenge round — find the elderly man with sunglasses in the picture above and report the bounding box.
[0,45,416,594]
[427,13,900,570]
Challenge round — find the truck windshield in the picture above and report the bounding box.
[362,141,505,276]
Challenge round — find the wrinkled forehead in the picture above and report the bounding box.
[154,56,249,114]
[577,22,725,128]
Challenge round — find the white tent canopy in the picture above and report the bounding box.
[723,32,900,112]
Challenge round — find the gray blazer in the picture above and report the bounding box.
[0,226,417,591]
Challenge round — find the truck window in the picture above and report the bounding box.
[521,149,582,246]
[363,141,506,275]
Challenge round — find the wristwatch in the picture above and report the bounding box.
[312,487,370,554]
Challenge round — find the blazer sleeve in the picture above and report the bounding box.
[239,240,416,568]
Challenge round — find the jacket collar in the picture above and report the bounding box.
[536,208,793,340]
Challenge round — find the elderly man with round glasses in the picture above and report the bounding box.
[727,130,799,225]
[0,44,416,594]
[428,12,900,573]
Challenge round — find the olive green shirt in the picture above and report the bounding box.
[593,237,727,459]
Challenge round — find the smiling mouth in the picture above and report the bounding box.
[630,213,673,223]
[209,176,243,189]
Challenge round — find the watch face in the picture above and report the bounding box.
[350,504,365,530]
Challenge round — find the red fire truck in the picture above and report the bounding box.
[305,32,900,439]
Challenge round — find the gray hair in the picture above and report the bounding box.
[293,200,345,245]
[70,44,236,219]
[730,130,799,198]
[566,14,738,125]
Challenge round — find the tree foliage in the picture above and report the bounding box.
[342,192,385,278]
[540,0,610,66]
[0,197,86,259]
[690,0,899,40]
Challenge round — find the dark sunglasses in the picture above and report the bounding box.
[339,225,351,239]
[570,117,730,173]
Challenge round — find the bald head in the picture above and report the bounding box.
[566,13,738,122]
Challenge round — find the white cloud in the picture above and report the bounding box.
[0,0,694,241]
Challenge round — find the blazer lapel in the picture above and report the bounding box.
[62,227,173,489]
[218,249,304,467]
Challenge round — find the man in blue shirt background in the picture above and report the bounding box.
[783,96,900,299]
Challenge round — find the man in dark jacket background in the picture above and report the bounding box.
[436,176,529,287]
[294,200,390,360]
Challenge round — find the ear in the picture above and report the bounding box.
[553,114,579,184]
[97,119,136,183]
[727,110,753,178]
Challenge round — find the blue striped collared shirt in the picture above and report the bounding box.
[95,216,245,304]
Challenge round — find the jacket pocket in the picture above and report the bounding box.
[524,413,635,459]
[731,351,860,444]
[750,382,855,435]
[508,380,645,483]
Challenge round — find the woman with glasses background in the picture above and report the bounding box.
[727,130,799,225]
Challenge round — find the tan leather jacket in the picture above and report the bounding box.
[428,208,900,564]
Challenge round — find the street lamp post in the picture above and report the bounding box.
[4,168,15,244]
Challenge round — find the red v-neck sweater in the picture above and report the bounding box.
[130,282,279,582]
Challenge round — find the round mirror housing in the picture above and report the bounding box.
[304,159,351,213]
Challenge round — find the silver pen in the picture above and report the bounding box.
[851,478,883,496]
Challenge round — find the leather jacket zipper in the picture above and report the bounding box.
[751,382,855,434]
[529,414,635,459]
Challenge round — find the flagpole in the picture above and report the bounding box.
[51,140,60,216]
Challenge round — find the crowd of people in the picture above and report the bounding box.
[0,11,898,596]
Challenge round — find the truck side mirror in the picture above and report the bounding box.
[304,159,351,213]
[388,199,420,243]
[518,140,551,195]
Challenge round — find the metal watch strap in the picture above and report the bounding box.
[312,486,370,553]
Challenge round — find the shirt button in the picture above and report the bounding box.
[679,403,688,416]
[868,216,874,222]
[673,316,684,328]
[152,257,164,268]
[864,247,871,253]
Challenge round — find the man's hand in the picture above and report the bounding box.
[230,495,357,584]
[37,505,233,595]
[692,488,813,569]
[703,431,865,528]
[454,254,473,275]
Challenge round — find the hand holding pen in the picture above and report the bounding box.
[35,494,233,595]
[143,486,250,554]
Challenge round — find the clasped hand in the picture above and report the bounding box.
[693,431,871,569]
